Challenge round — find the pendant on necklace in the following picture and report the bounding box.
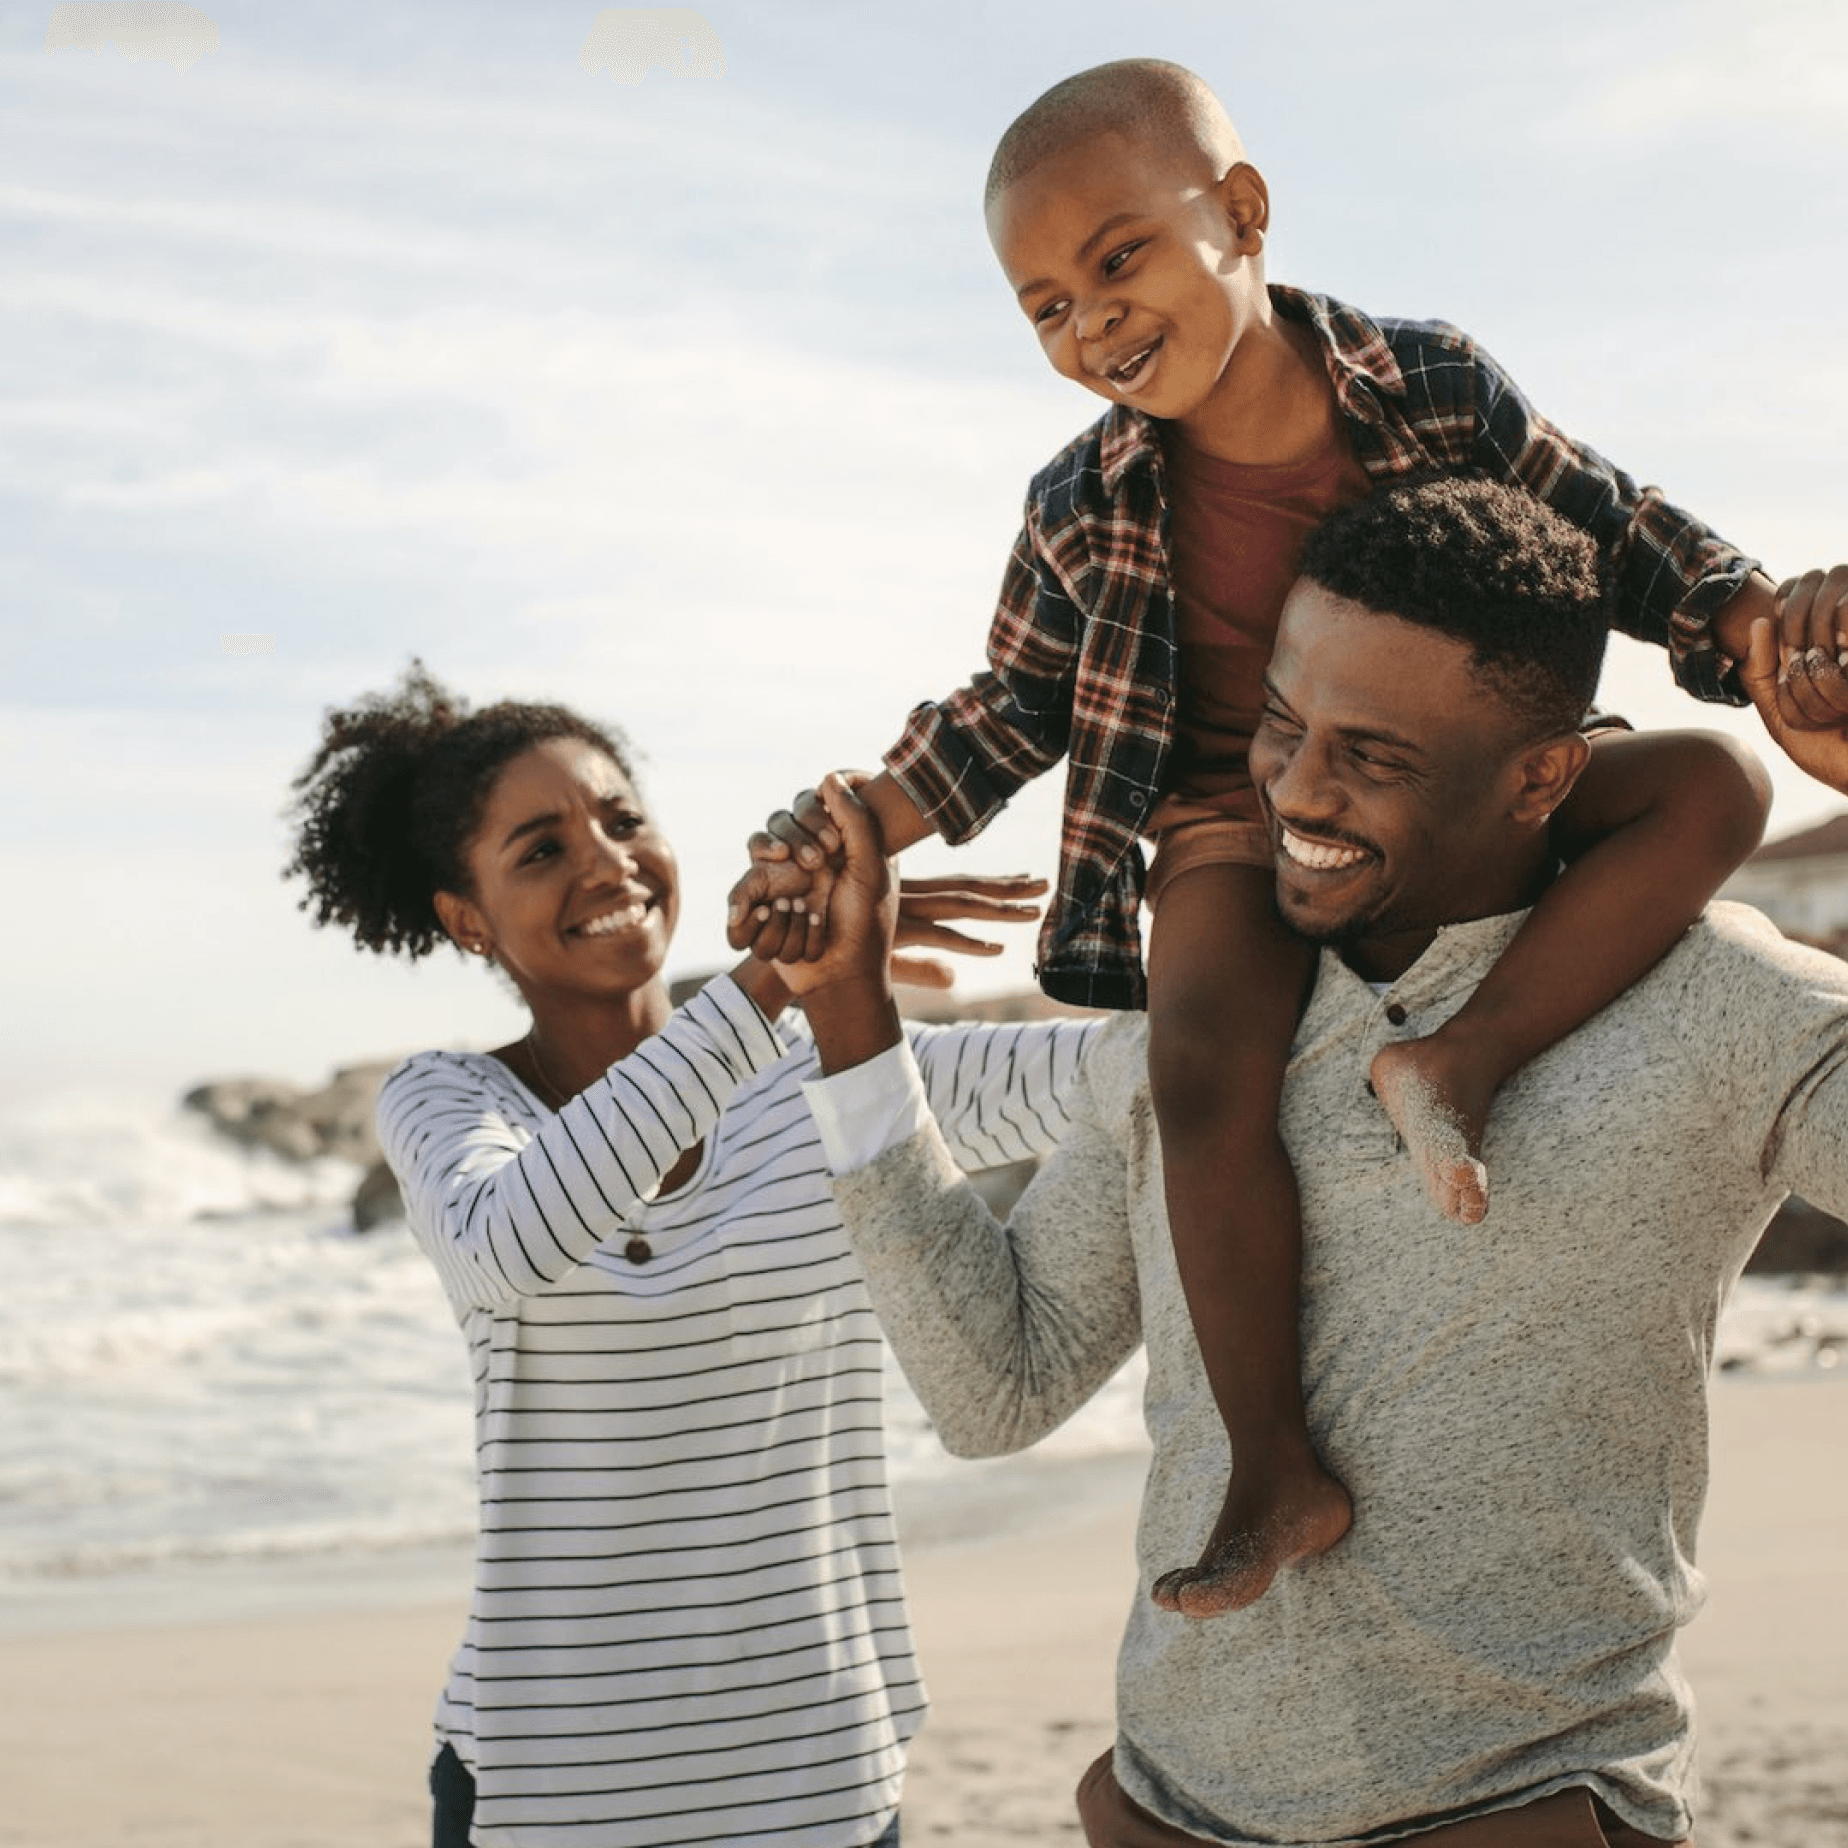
[624,1235,653,1265]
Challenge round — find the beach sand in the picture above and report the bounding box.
[4,1379,1842,1848]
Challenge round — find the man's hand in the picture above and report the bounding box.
[728,843,1045,992]
[1739,613,1848,790]
[738,773,939,966]
[1765,566,1848,736]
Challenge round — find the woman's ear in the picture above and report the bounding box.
[1511,732,1592,827]
[434,889,491,958]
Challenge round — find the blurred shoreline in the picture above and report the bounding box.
[3,1377,1843,1848]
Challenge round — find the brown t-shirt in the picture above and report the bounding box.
[1156,421,1372,822]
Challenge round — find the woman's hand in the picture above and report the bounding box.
[889,872,1047,990]
[766,775,905,1072]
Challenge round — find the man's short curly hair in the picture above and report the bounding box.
[1294,477,1610,741]
[283,661,635,958]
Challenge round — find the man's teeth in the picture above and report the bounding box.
[1281,829,1368,872]
[580,902,646,936]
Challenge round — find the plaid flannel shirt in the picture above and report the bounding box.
[883,286,1759,1011]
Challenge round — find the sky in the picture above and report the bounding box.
[3,0,1847,1105]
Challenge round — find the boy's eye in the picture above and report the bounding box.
[1032,297,1069,326]
[1102,241,1143,275]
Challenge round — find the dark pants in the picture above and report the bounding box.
[1076,1751,1691,1847]
[430,1743,901,1848]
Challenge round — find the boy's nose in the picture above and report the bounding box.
[1074,296,1124,341]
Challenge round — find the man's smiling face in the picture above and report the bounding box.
[1250,581,1551,980]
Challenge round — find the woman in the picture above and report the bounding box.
[285,664,1095,1848]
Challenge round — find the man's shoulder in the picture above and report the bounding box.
[1678,898,1840,969]
[1632,899,1848,1024]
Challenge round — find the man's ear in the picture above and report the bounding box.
[1509,732,1592,827]
[434,889,491,958]
[1217,161,1270,252]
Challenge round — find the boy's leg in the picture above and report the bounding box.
[1371,729,1769,1224]
[1145,858,1350,1617]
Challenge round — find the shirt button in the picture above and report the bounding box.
[1385,1002,1408,1026]
[1129,791,1146,809]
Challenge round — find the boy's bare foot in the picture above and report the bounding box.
[1150,1462,1352,1618]
[1369,1036,1494,1224]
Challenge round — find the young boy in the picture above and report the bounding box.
[739,58,1833,1621]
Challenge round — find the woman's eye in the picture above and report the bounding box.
[522,838,560,865]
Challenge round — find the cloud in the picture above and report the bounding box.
[44,1,218,72]
[1562,5,1848,143]
[578,8,724,85]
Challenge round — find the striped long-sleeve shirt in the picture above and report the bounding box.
[377,976,1096,1848]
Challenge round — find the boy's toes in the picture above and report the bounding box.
[1439,1156,1490,1226]
[1149,1568,1190,1612]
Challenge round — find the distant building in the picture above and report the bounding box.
[1721,811,1848,955]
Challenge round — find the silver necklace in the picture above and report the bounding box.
[523,1025,572,1111]
[524,1025,653,1266]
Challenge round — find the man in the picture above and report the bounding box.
[772,477,1844,1848]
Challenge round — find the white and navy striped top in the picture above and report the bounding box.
[378,976,1094,1848]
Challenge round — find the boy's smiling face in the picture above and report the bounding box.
[987,129,1269,438]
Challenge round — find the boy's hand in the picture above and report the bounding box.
[1765,565,1848,734]
[759,774,898,1003]
[749,785,843,875]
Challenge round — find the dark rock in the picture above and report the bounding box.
[185,1059,403,1228]
[352,1160,406,1231]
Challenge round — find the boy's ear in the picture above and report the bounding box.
[1508,732,1592,827]
[1217,161,1270,251]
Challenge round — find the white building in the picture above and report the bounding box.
[1721,811,1848,951]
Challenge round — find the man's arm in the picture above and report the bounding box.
[781,777,1143,1457]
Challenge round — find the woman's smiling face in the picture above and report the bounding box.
[442,736,679,1008]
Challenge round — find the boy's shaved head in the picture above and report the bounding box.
[985,60,1245,212]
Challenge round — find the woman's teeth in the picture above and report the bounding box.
[579,901,646,936]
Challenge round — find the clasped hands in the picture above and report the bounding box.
[726,772,1045,995]
[1740,567,1848,788]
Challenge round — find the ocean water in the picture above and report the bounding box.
[2,1096,1842,1628]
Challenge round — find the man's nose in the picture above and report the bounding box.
[1264,735,1340,823]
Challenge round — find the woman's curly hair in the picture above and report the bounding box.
[284,661,636,958]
